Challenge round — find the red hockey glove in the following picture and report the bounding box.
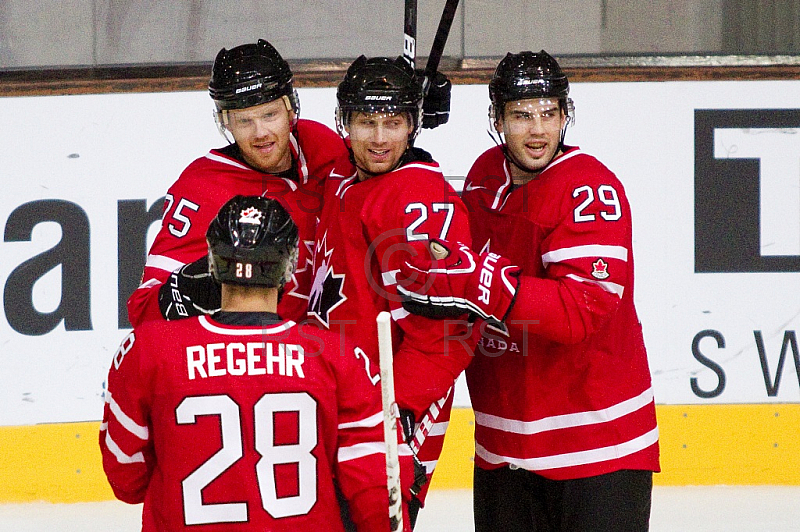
[158,256,221,320]
[397,238,521,330]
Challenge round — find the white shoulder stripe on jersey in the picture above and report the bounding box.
[104,431,146,464]
[495,163,513,210]
[339,411,383,430]
[336,175,358,199]
[475,426,659,471]
[474,387,654,435]
[289,132,309,183]
[546,148,584,171]
[198,315,295,336]
[542,244,628,266]
[565,273,625,298]
[395,162,444,175]
[145,254,184,274]
[107,391,149,440]
[205,151,250,170]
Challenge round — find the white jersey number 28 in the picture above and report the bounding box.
[176,392,318,525]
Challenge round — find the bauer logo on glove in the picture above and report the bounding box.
[397,238,521,330]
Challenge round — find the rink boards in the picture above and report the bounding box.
[3,83,800,501]
[3,405,800,502]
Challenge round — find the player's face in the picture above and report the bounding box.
[497,98,566,179]
[347,111,413,179]
[224,98,295,174]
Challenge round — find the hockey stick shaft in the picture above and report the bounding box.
[424,0,460,81]
[377,311,403,531]
[403,0,418,68]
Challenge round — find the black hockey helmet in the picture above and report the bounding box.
[209,39,298,113]
[206,195,299,288]
[489,50,571,120]
[335,55,424,140]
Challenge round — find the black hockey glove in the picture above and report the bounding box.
[418,70,452,129]
[157,256,221,320]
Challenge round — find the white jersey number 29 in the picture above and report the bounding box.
[572,185,622,223]
[176,392,318,525]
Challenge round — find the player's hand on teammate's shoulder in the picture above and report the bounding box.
[157,256,221,320]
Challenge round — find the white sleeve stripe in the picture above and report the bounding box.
[419,459,437,474]
[338,441,414,463]
[107,392,149,440]
[338,441,385,462]
[475,427,659,471]
[136,278,161,290]
[542,245,628,266]
[391,307,410,321]
[144,254,184,273]
[565,274,625,298]
[428,421,449,437]
[399,443,413,456]
[105,431,145,464]
[382,269,400,286]
[338,411,383,430]
[475,388,654,435]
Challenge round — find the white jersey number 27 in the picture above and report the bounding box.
[176,392,318,525]
[405,202,455,241]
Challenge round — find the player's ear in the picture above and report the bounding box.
[494,116,504,135]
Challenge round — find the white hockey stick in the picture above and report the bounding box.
[377,311,403,531]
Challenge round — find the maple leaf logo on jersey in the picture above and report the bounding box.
[308,231,347,328]
[239,207,263,225]
[592,258,610,279]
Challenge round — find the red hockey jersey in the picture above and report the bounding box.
[100,314,412,531]
[307,153,473,497]
[127,119,345,326]
[462,145,660,480]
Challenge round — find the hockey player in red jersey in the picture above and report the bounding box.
[126,39,345,327]
[398,51,660,531]
[101,195,414,531]
[307,55,472,527]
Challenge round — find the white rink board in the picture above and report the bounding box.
[2,81,800,426]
